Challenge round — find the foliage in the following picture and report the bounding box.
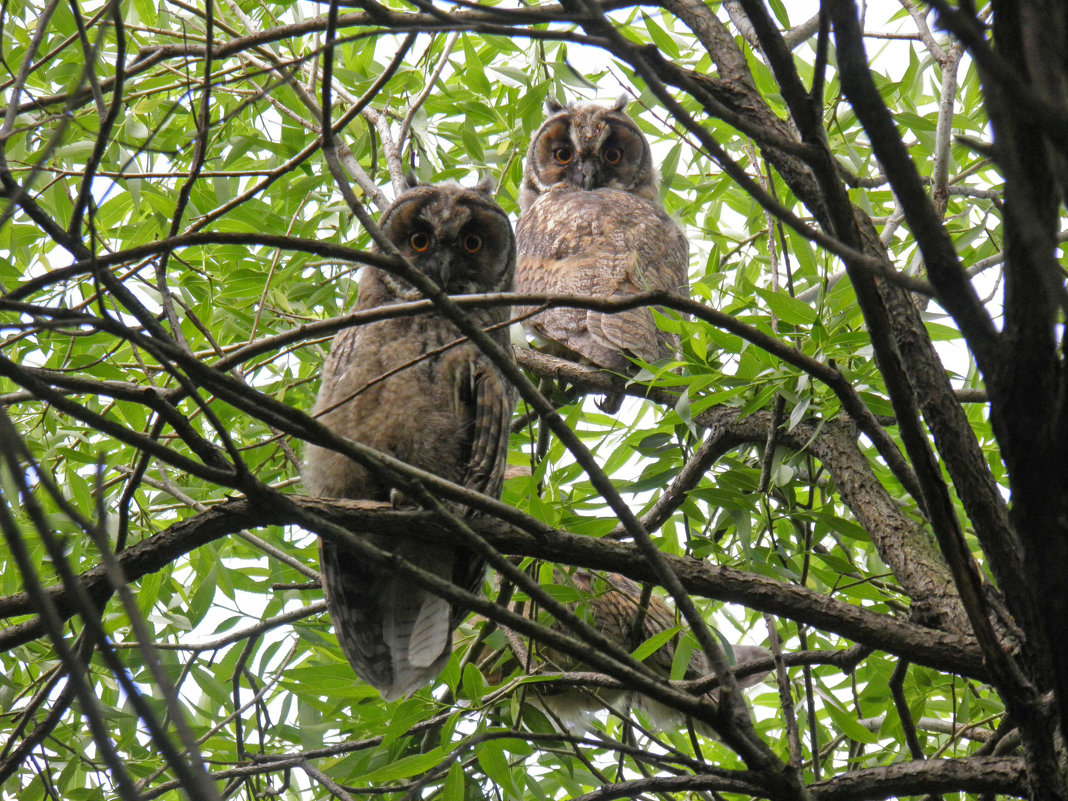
[0,0,1065,800]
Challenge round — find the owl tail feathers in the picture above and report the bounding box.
[378,583,454,702]
[407,594,451,668]
[532,688,629,734]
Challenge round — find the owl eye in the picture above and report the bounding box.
[553,147,573,165]
[408,232,431,253]
[460,232,483,254]
[602,146,623,165]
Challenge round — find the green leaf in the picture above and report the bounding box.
[754,286,819,325]
[642,12,681,59]
[674,386,695,433]
[462,662,487,701]
[824,701,881,744]
[477,741,520,798]
[670,635,695,682]
[362,748,446,784]
[442,760,464,801]
[631,625,681,663]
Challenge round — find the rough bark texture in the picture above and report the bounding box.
[0,494,988,679]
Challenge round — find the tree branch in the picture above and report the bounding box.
[0,496,987,679]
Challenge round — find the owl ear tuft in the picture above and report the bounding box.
[545,96,567,115]
[472,174,495,195]
[611,94,629,113]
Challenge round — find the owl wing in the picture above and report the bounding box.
[591,576,769,689]
[364,345,514,698]
[460,357,514,501]
[317,326,358,401]
[319,535,396,693]
[534,571,686,730]
[313,319,509,700]
[516,251,632,372]
[444,351,515,632]
[582,572,681,675]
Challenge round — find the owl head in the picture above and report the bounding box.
[376,179,516,300]
[519,96,659,212]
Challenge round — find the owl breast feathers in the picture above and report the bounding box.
[516,97,689,379]
[304,180,516,701]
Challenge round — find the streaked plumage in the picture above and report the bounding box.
[304,180,516,701]
[516,97,689,404]
[533,570,770,733]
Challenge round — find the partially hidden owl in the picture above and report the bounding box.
[516,97,689,406]
[304,180,516,701]
[531,570,770,734]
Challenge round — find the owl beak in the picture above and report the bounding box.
[436,254,454,291]
[581,161,597,190]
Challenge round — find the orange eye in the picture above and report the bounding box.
[603,146,623,165]
[409,232,431,253]
[461,232,483,254]
[553,147,573,165]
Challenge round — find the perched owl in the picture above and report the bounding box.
[531,571,770,734]
[304,180,516,701]
[516,97,689,407]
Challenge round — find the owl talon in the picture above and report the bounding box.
[597,392,623,414]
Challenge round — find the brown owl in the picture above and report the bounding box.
[531,571,770,733]
[516,97,689,407]
[304,180,516,701]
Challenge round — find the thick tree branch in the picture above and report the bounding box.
[570,756,1024,801]
[0,496,987,680]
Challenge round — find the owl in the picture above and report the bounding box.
[530,571,770,734]
[515,96,689,408]
[304,180,516,701]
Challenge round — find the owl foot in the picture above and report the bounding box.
[596,392,624,414]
